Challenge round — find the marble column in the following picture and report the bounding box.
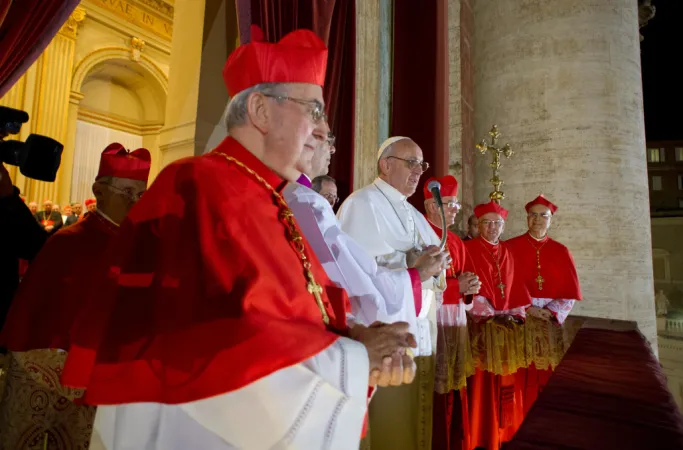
[58,91,84,207]
[473,0,656,345]
[21,8,84,204]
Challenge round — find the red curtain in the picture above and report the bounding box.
[241,0,356,204]
[0,0,80,97]
[391,1,440,212]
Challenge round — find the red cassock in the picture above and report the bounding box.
[429,222,476,450]
[61,137,351,406]
[505,233,582,302]
[0,212,118,351]
[463,237,531,450]
[463,237,529,312]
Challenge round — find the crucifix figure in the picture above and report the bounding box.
[497,282,505,298]
[476,125,514,204]
[536,274,544,291]
[307,271,329,324]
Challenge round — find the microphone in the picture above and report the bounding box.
[427,180,448,252]
[427,180,443,208]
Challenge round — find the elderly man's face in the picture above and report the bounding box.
[53,204,60,213]
[263,83,327,181]
[319,179,338,207]
[63,206,72,216]
[28,202,37,214]
[478,212,505,243]
[87,202,97,213]
[94,177,146,224]
[72,204,82,216]
[380,140,427,197]
[43,201,52,214]
[309,132,335,179]
[527,204,552,237]
[425,195,460,227]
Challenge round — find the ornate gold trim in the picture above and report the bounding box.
[134,0,174,19]
[59,7,87,39]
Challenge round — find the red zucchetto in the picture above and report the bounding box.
[423,175,459,199]
[473,201,509,220]
[524,195,558,214]
[96,143,151,182]
[223,28,328,97]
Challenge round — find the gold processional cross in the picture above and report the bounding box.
[476,125,514,204]
[476,125,514,297]
[536,274,544,290]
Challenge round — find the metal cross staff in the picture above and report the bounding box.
[476,125,514,204]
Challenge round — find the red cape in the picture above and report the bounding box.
[427,221,476,305]
[506,233,582,300]
[1,212,117,351]
[62,137,350,405]
[464,237,530,310]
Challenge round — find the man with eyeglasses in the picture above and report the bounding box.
[337,136,450,450]
[422,175,480,450]
[59,30,415,450]
[506,195,582,420]
[312,175,338,206]
[463,200,531,450]
[0,143,151,450]
[284,123,449,396]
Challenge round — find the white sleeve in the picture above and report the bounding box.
[90,337,369,450]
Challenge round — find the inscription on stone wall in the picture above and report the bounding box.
[94,0,173,39]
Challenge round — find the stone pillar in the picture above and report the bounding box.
[58,91,84,207]
[142,130,162,183]
[473,0,656,344]
[22,8,84,204]
[354,0,393,190]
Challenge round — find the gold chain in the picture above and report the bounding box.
[526,235,549,291]
[478,239,505,298]
[215,152,330,324]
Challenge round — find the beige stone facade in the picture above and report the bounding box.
[471,0,657,346]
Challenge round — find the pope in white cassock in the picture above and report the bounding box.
[337,136,446,450]
[283,127,450,386]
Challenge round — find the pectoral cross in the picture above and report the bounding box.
[307,271,329,324]
[536,274,544,291]
[497,282,505,298]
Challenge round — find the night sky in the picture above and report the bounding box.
[641,1,682,142]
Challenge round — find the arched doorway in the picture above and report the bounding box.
[63,49,167,206]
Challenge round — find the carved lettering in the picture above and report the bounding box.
[142,13,155,25]
[125,3,133,15]
[163,23,173,34]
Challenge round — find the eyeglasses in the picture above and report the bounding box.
[386,156,429,173]
[481,219,505,227]
[104,184,145,202]
[263,94,327,124]
[445,200,460,209]
[321,193,339,205]
[528,212,551,219]
[327,133,336,147]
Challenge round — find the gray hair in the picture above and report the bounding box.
[312,175,336,193]
[226,82,285,131]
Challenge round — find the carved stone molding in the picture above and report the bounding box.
[135,0,174,19]
[130,37,146,61]
[60,7,87,39]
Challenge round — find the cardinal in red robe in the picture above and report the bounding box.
[60,29,415,450]
[506,195,582,417]
[423,175,479,450]
[463,201,531,450]
[0,143,151,449]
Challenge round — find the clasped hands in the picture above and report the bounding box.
[350,321,417,387]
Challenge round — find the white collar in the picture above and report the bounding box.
[374,177,407,202]
[97,210,120,227]
[482,236,499,246]
[528,232,547,241]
